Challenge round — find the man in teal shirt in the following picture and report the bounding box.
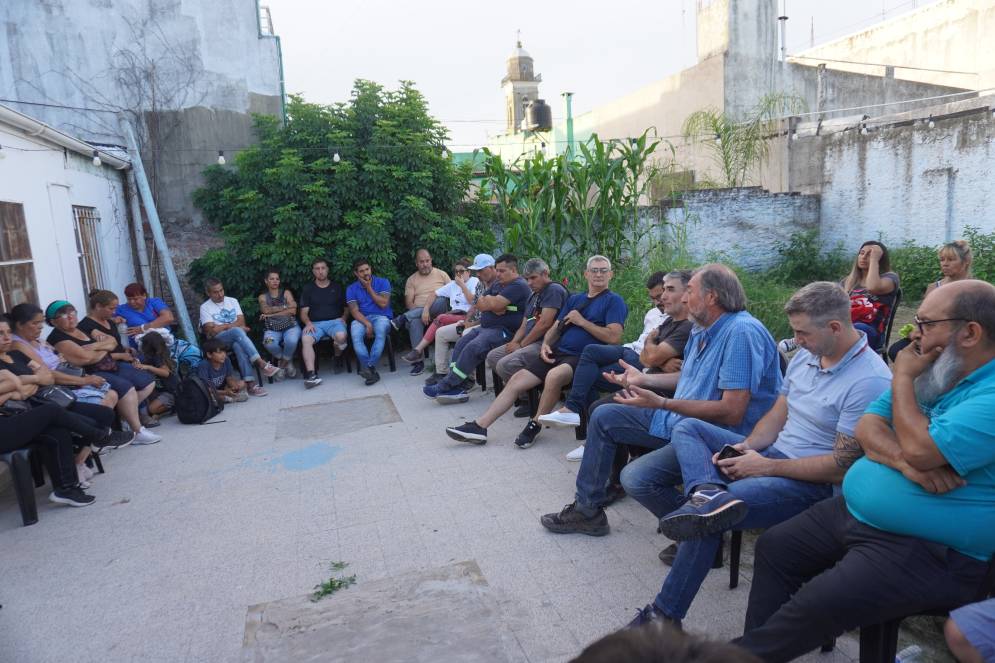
[736,280,995,662]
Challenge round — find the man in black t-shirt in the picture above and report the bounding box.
[300,258,347,388]
[424,253,531,404]
[486,257,568,383]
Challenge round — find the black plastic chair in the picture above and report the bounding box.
[0,446,45,526]
[877,287,902,363]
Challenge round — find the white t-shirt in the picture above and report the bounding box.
[200,296,244,328]
[435,277,479,312]
[625,307,668,354]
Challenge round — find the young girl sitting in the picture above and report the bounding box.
[137,331,181,419]
[196,338,248,403]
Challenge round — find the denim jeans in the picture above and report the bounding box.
[401,307,426,347]
[350,315,390,368]
[438,326,508,389]
[854,322,881,350]
[564,344,642,414]
[575,403,670,510]
[263,325,302,361]
[214,327,262,382]
[622,418,834,620]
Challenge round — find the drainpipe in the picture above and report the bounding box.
[118,117,197,344]
[562,92,574,160]
[125,169,153,288]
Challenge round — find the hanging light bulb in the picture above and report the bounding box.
[441,147,449,159]
[217,150,226,165]
[332,152,341,163]
[927,115,935,129]
[92,150,102,167]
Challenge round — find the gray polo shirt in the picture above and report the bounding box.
[772,333,892,459]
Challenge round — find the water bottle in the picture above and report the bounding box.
[117,320,130,339]
[777,338,798,353]
[895,644,922,663]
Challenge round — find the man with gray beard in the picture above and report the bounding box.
[735,280,995,663]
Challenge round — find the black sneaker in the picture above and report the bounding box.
[365,368,380,386]
[604,483,627,506]
[409,361,425,376]
[513,402,531,418]
[401,349,422,363]
[627,603,681,630]
[304,372,323,389]
[49,485,95,507]
[389,314,407,332]
[657,489,748,541]
[424,372,445,386]
[515,420,542,449]
[445,421,488,444]
[460,377,476,393]
[540,502,609,536]
[658,542,722,569]
[91,429,135,454]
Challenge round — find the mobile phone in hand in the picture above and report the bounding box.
[717,444,744,461]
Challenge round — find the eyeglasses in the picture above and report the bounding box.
[588,268,611,275]
[912,314,970,334]
[56,310,78,319]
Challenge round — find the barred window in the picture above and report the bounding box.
[0,201,38,310]
[72,205,105,294]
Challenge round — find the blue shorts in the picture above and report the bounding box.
[93,361,155,397]
[951,598,995,662]
[306,318,346,342]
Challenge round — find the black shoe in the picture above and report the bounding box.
[49,485,95,507]
[91,429,134,454]
[304,372,323,389]
[445,421,487,444]
[604,483,627,506]
[515,420,542,449]
[657,489,748,541]
[410,361,425,376]
[389,315,407,332]
[627,603,681,630]
[365,368,380,386]
[513,403,531,418]
[540,502,609,536]
[425,372,445,386]
[659,543,678,566]
[459,377,476,393]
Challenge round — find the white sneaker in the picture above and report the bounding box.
[538,410,581,428]
[566,445,585,462]
[133,427,162,445]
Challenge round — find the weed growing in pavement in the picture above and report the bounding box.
[311,561,357,602]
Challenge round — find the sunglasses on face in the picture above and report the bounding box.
[588,268,610,275]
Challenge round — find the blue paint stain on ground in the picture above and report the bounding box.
[264,442,341,472]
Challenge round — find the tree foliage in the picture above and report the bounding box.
[189,82,494,315]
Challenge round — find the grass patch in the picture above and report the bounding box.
[311,561,357,602]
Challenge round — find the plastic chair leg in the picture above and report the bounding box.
[730,530,742,588]
[2,450,39,526]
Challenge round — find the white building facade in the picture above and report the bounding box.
[0,105,136,315]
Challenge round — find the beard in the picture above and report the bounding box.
[914,344,965,405]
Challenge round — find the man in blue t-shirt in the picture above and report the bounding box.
[345,258,393,385]
[424,253,531,403]
[736,280,995,663]
[539,264,782,537]
[447,255,627,448]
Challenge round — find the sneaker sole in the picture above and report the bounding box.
[437,394,469,404]
[304,380,322,389]
[657,500,748,541]
[565,454,584,462]
[132,437,162,445]
[445,428,487,444]
[537,415,580,429]
[49,494,95,507]
[539,515,609,536]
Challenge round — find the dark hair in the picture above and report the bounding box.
[6,302,44,331]
[139,332,175,373]
[666,269,694,288]
[264,267,281,280]
[571,622,761,663]
[695,264,747,312]
[124,283,148,298]
[495,253,518,269]
[311,257,329,269]
[204,277,222,292]
[88,289,118,309]
[646,271,668,289]
[843,241,892,292]
[352,257,371,272]
[201,338,228,355]
[949,281,995,347]
[454,258,471,269]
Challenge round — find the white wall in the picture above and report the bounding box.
[0,124,135,312]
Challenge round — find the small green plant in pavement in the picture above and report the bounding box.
[311,561,357,602]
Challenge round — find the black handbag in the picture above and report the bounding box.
[0,399,31,416]
[56,362,85,378]
[34,385,78,409]
[264,315,297,332]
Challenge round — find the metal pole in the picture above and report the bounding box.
[563,92,574,160]
[125,169,152,288]
[118,117,197,343]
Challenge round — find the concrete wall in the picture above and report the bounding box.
[0,123,135,311]
[0,0,283,227]
[663,187,821,270]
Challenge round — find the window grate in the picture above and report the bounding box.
[72,205,104,295]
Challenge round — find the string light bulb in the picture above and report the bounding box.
[927,115,935,129]
[441,148,448,159]
[91,150,101,167]
[217,150,226,165]
[332,152,341,163]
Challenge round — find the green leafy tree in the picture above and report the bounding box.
[189,82,494,320]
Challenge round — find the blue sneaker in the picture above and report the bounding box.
[436,385,469,404]
[626,603,682,631]
[657,488,747,541]
[423,383,442,399]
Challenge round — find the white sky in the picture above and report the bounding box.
[264,0,939,149]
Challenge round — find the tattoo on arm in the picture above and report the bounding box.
[833,432,864,470]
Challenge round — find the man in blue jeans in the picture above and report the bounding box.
[200,277,282,396]
[346,258,393,386]
[621,282,891,629]
[540,264,782,538]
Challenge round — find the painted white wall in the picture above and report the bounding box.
[0,124,135,313]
